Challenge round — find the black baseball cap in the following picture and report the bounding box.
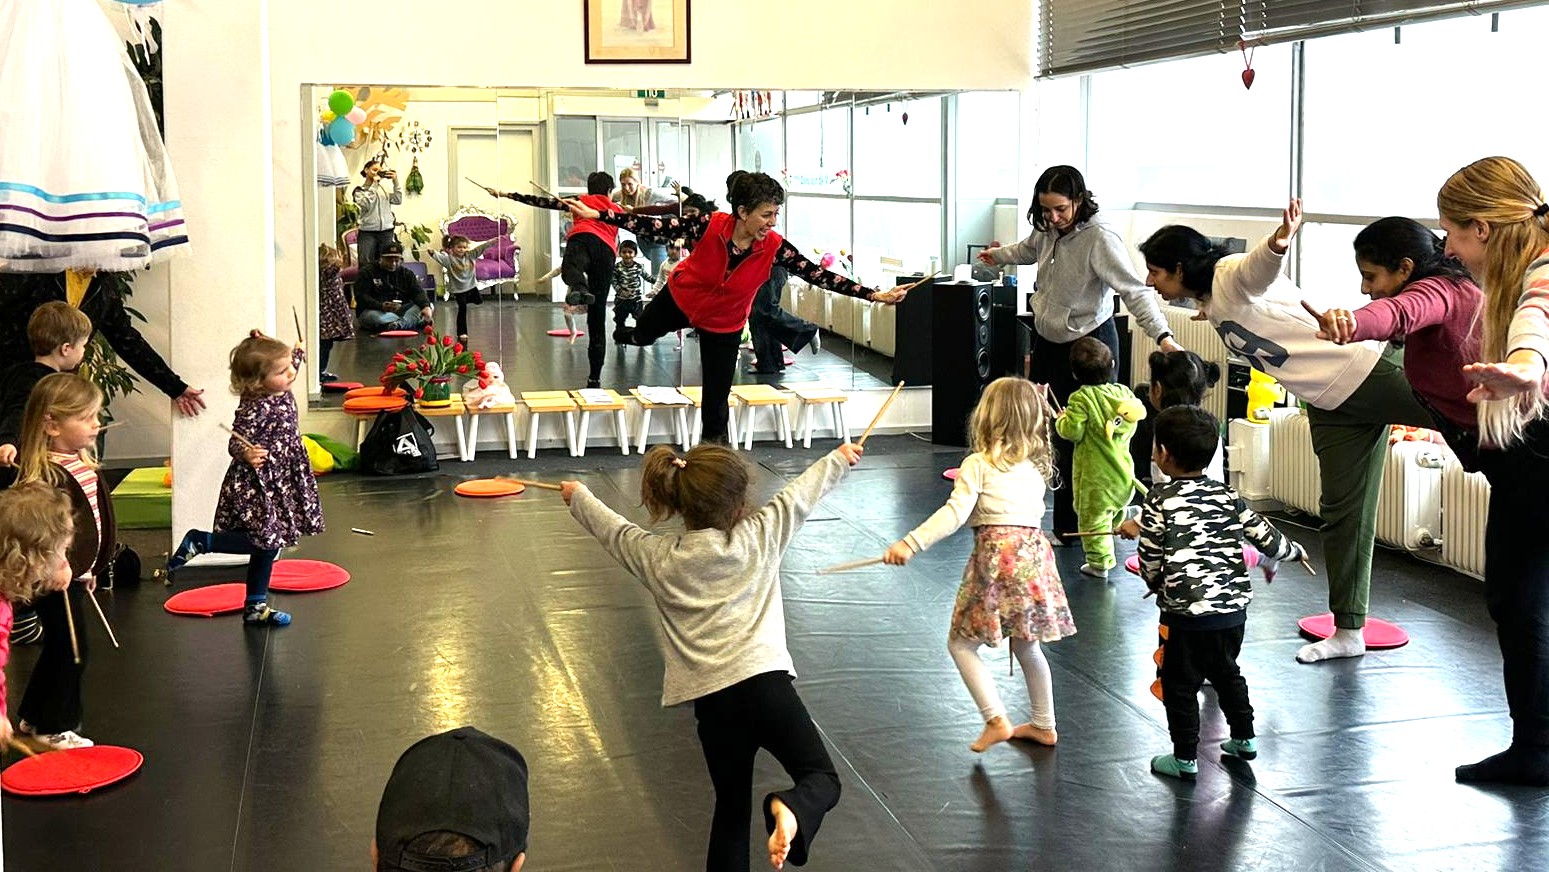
[375,727,530,872]
[380,242,404,258]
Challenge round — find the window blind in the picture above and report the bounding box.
[1241,1,1541,46]
[1039,0,1244,77]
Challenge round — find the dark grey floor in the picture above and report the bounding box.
[315,297,893,405]
[4,436,1544,871]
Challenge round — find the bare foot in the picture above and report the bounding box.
[1011,722,1058,746]
[970,715,1015,753]
[767,797,797,869]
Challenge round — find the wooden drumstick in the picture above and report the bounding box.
[1059,530,1117,538]
[817,556,884,575]
[509,478,564,491]
[529,180,561,200]
[220,423,258,451]
[8,739,36,758]
[898,271,942,293]
[62,586,80,665]
[291,305,303,344]
[857,381,906,447]
[85,588,120,649]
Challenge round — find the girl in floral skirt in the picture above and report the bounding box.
[164,331,323,626]
[884,376,1075,753]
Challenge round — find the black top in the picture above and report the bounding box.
[0,361,57,448]
[354,264,430,312]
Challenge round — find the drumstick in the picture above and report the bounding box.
[529,180,560,200]
[8,739,36,758]
[85,588,120,649]
[509,477,563,491]
[1299,556,1317,576]
[816,556,884,575]
[220,423,258,451]
[466,176,492,192]
[857,381,906,446]
[1059,530,1117,538]
[62,587,80,665]
[898,271,941,293]
[95,420,126,432]
[291,305,303,344]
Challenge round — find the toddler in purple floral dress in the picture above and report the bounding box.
[884,377,1076,754]
[165,331,324,626]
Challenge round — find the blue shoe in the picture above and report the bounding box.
[1151,754,1198,781]
[165,530,210,574]
[243,603,292,627]
[1220,738,1258,760]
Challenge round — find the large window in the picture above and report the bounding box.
[784,106,850,196]
[1301,7,1549,218]
[853,97,941,200]
[1086,44,1293,209]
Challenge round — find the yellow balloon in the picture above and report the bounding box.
[322,111,336,123]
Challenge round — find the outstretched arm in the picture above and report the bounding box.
[563,198,714,245]
[485,188,568,212]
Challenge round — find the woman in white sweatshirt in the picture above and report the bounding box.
[1138,199,1430,665]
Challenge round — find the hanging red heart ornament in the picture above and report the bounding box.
[1241,68,1256,89]
[1239,42,1256,90]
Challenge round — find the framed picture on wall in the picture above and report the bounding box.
[584,0,691,64]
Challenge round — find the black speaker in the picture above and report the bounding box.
[989,283,1025,378]
[931,279,993,446]
[891,274,933,386]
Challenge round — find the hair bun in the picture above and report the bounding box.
[249,329,263,339]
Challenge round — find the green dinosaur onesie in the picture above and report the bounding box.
[1055,383,1146,570]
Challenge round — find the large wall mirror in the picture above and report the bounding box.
[299,86,1020,407]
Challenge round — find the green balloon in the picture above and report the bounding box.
[327,90,355,115]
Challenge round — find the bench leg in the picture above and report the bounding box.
[565,412,578,457]
[576,411,592,457]
[505,412,519,459]
[455,416,470,462]
[676,408,690,449]
[637,408,653,454]
[527,411,540,459]
[614,410,630,455]
[800,404,814,449]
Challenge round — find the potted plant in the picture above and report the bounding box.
[379,325,487,408]
[403,223,435,261]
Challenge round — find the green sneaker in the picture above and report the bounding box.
[1220,737,1258,760]
[1151,754,1198,781]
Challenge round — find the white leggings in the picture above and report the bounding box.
[948,635,1056,729]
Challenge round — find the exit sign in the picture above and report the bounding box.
[635,90,666,99]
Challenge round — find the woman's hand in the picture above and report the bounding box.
[482,186,503,198]
[243,445,269,469]
[560,481,580,505]
[174,387,207,417]
[1464,351,1548,402]
[1271,198,1304,254]
[83,573,96,594]
[883,540,914,566]
[0,444,15,466]
[871,287,908,305]
[1301,300,1357,344]
[565,198,601,220]
[976,247,999,265]
[1158,336,1184,353]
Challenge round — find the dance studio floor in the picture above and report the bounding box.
[4,437,1546,870]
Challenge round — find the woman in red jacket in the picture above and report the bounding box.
[565,172,908,443]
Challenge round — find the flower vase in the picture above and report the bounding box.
[418,375,453,408]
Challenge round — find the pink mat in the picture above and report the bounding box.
[1297,614,1409,649]
[547,329,583,337]
[942,468,959,481]
[378,329,419,338]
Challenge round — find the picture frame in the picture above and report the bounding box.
[584,0,691,64]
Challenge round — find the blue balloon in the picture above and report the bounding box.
[327,118,355,147]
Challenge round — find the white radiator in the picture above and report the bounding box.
[1266,407,1321,516]
[1375,441,1446,550]
[1440,458,1490,580]
[1127,304,1230,423]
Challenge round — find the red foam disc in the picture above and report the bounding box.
[344,385,403,400]
[1297,614,1409,649]
[268,559,350,593]
[942,467,959,481]
[2,746,143,796]
[547,329,583,337]
[164,583,247,617]
[454,479,526,498]
[322,381,363,393]
[378,329,420,338]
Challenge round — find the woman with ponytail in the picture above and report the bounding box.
[561,439,862,870]
[1432,156,1549,786]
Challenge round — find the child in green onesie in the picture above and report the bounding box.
[1055,337,1146,578]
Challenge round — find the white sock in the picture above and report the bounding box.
[1296,627,1366,663]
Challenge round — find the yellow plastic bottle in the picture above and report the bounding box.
[1246,369,1284,423]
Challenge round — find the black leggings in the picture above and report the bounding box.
[693,672,840,871]
[1478,422,1549,749]
[1027,318,1120,534]
[622,286,742,443]
[749,266,817,371]
[18,581,89,733]
[1156,623,1253,760]
[561,233,618,381]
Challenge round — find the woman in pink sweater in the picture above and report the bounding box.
[1303,216,1483,462]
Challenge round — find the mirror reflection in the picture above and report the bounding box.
[303,86,1019,407]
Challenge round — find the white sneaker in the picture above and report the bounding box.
[18,720,94,749]
[1079,562,1111,578]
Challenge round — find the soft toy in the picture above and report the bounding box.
[1389,424,1444,445]
[1246,369,1284,423]
[463,360,516,409]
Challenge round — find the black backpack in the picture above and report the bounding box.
[358,408,439,475]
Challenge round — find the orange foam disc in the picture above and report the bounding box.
[2,746,144,796]
[454,479,526,498]
[343,395,408,414]
[344,386,402,400]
